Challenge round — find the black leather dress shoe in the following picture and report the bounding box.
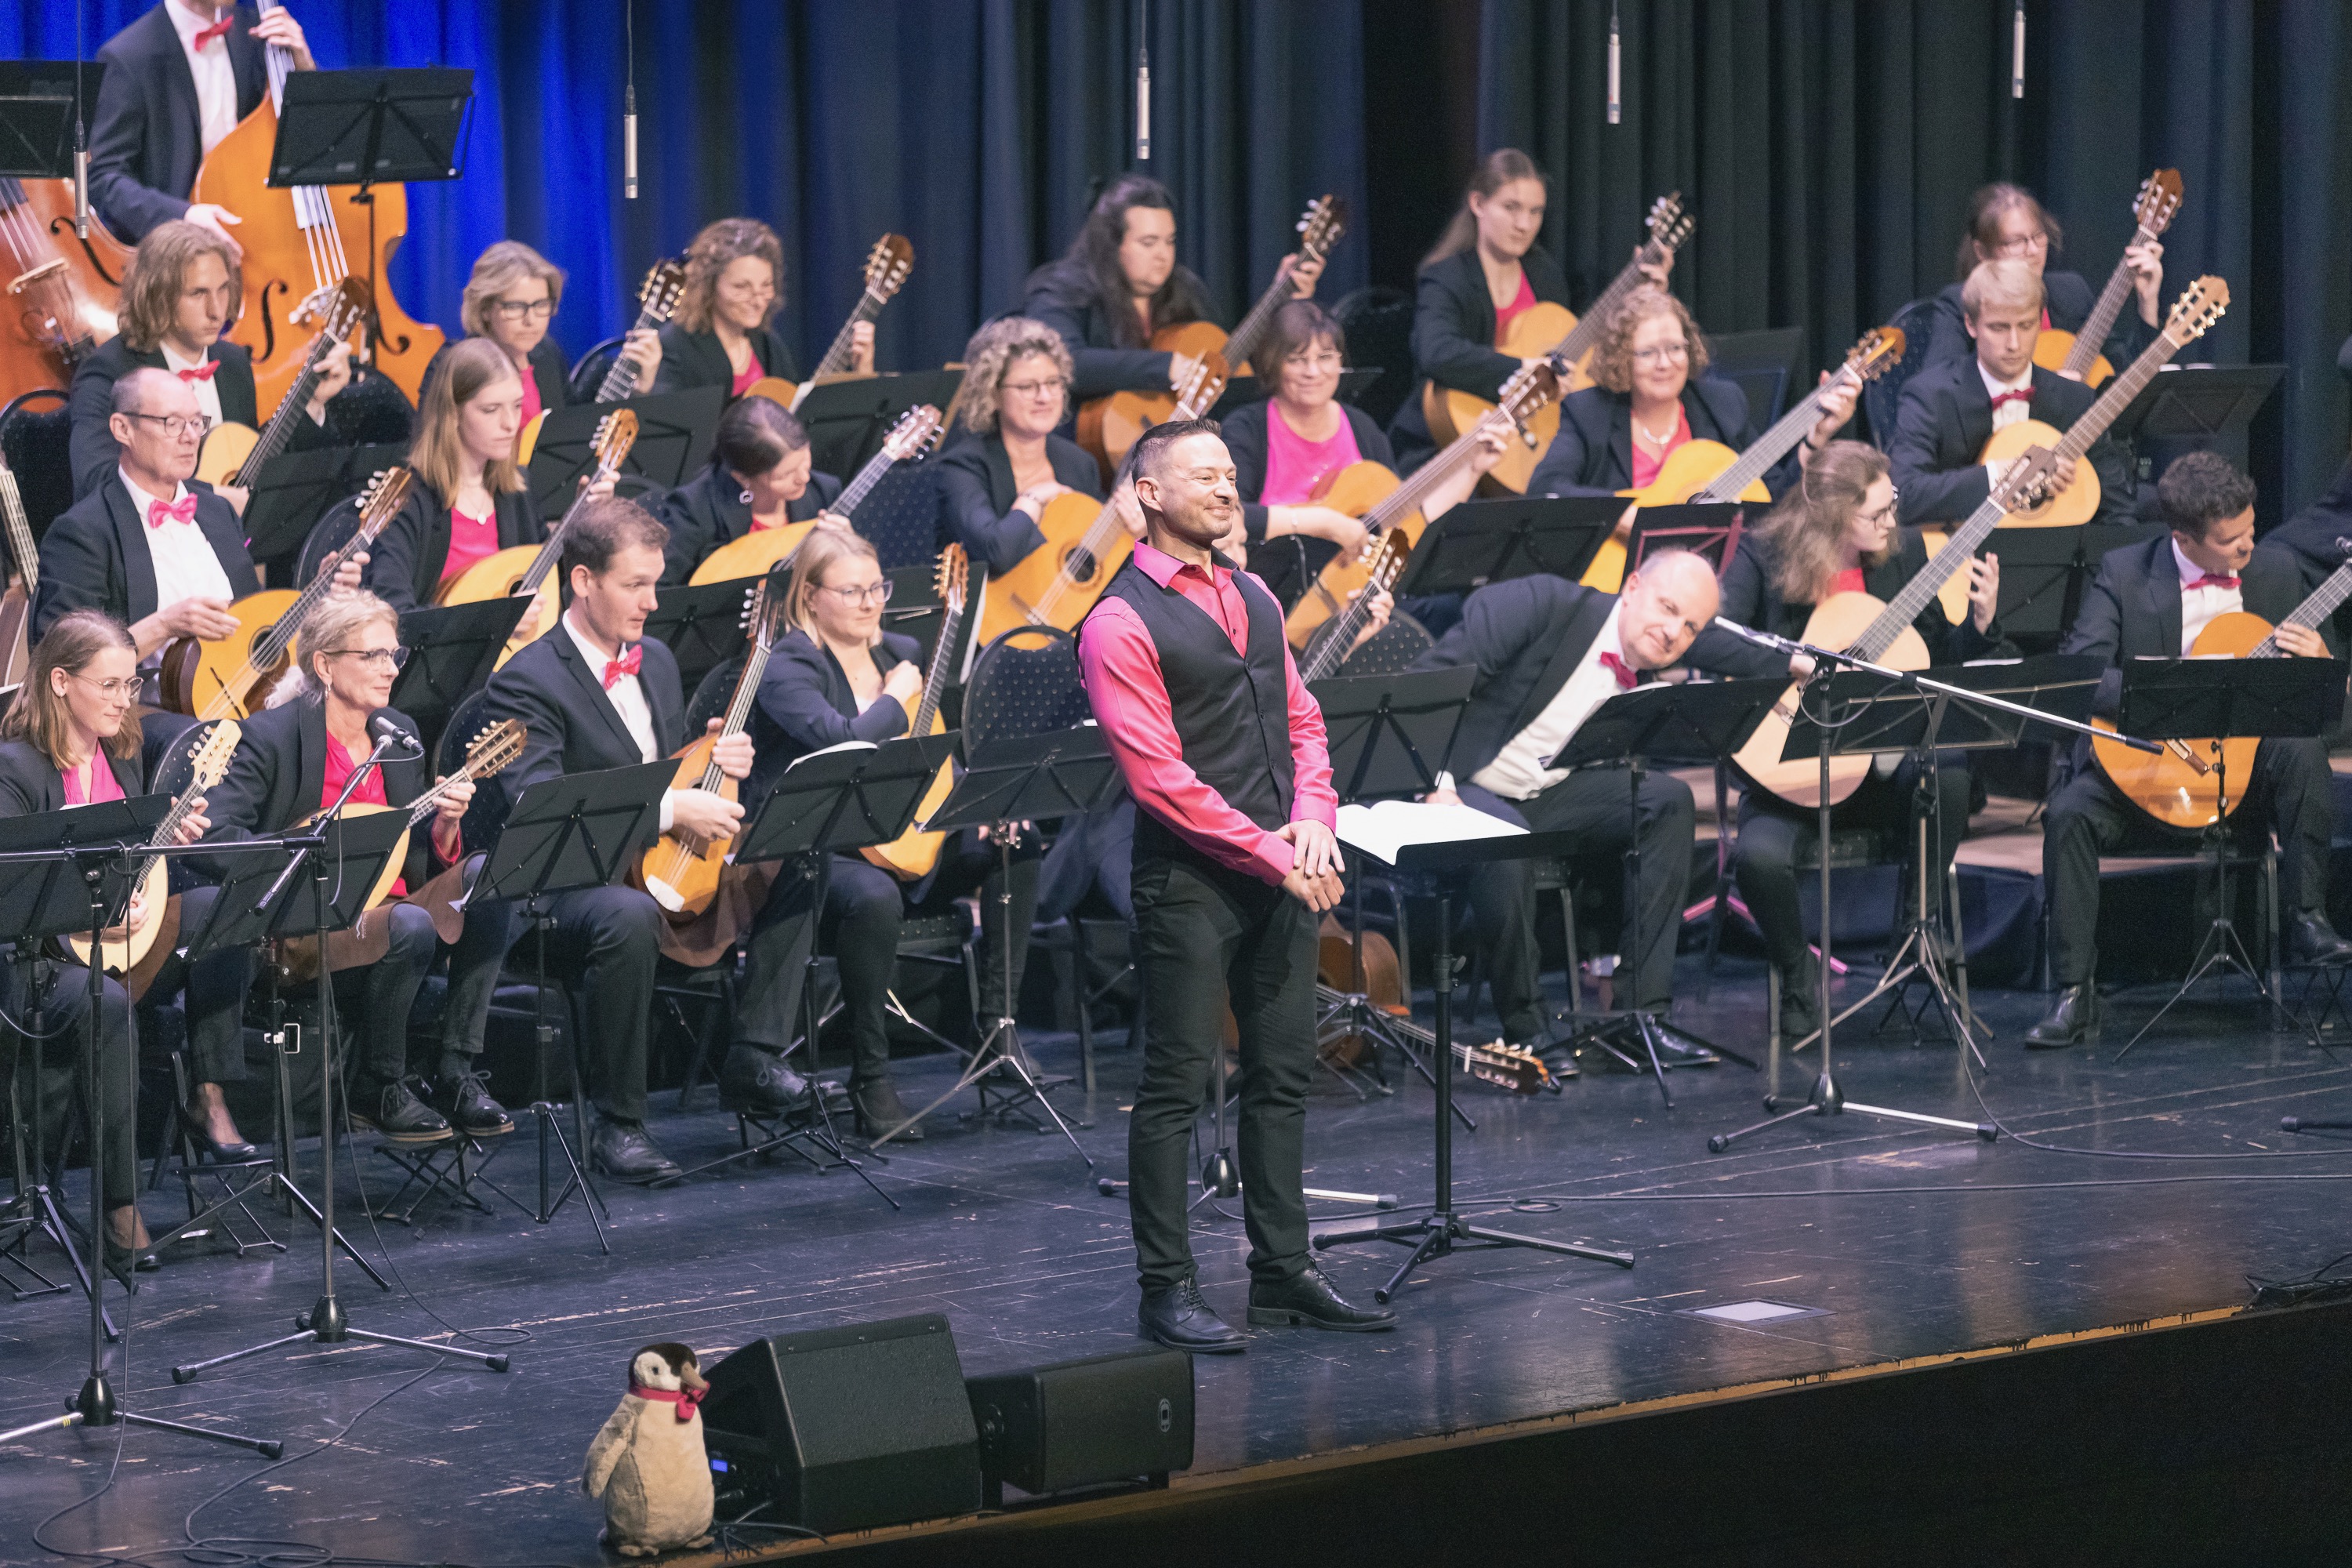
[179,1105,260,1164]
[1247,1264,1397,1333]
[2024,982,2101,1049]
[428,1070,515,1137]
[721,1045,811,1116]
[1777,960,1823,1044]
[348,1078,452,1142]
[590,1120,682,1185]
[1139,1279,1248,1353]
[2289,913,2352,967]
[851,1078,923,1141]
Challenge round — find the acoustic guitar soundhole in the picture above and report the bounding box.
[1065,546,1099,585]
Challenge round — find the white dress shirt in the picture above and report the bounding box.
[1979,360,2035,493]
[158,341,226,431]
[2172,537,2243,652]
[1469,603,1629,801]
[119,467,234,688]
[563,608,680,829]
[167,1,241,156]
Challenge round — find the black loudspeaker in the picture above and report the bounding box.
[702,1313,982,1534]
[965,1346,1195,1503]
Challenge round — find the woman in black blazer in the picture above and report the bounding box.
[1686,443,2002,1042]
[653,395,843,587]
[1921,183,2163,372]
[417,241,662,416]
[654,218,842,399]
[934,318,1103,577]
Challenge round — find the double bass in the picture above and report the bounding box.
[190,0,445,408]
[0,176,131,401]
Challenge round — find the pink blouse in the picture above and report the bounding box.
[63,756,127,806]
[441,506,500,587]
[1261,405,1363,506]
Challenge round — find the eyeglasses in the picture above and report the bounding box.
[1283,351,1345,372]
[1855,490,1901,528]
[492,297,557,321]
[1994,231,2051,256]
[69,673,140,699]
[122,412,214,440]
[1001,377,1067,398]
[324,646,412,670]
[816,582,894,607]
[1631,343,1691,366]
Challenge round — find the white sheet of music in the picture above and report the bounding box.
[1335,800,1526,868]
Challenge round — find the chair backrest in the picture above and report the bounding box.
[296,495,365,585]
[687,656,742,731]
[962,626,1089,755]
[1330,286,1415,430]
[1706,326,1807,426]
[854,458,942,572]
[0,390,74,546]
[435,688,506,847]
[568,338,625,404]
[1862,298,1940,451]
[321,370,415,448]
[1330,614,1434,678]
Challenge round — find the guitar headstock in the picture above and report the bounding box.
[1295,194,1347,263]
[1460,1040,1552,1095]
[1843,325,1907,383]
[461,719,528,782]
[1642,191,1695,259]
[935,543,969,617]
[592,408,641,473]
[1367,529,1411,592]
[354,466,416,539]
[293,276,372,342]
[882,405,945,463]
[749,561,794,652]
[1498,358,1565,443]
[865,234,916,299]
[1174,350,1230,419]
[638,260,688,324]
[187,720,242,792]
[2164,276,2230,346]
[2134,169,2184,238]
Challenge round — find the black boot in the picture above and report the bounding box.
[1776,954,1822,1044]
[348,1076,452,1142]
[850,1076,923,1141]
[590,1118,682,1184]
[427,1068,514,1136]
[1139,1277,1247,1352]
[2025,982,2101,1049]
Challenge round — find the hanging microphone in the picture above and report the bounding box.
[1135,44,1151,162]
[370,715,423,753]
[2012,1,2026,99]
[624,85,639,200]
[1607,1,1622,125]
[73,1,89,237]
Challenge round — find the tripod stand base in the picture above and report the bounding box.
[22,1373,286,1457]
[168,1294,512,1385]
[1707,1071,1998,1153]
[878,1020,1094,1165]
[1315,1209,1634,1304]
[1563,1010,1754,1106]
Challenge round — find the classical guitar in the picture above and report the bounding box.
[1424,192,1694,494]
[0,175,129,401]
[160,465,416,720]
[742,234,914,412]
[191,1,444,407]
[1454,1039,1554,1095]
[0,448,38,693]
[1731,279,2230,810]
[1284,358,1563,650]
[1298,528,1414,683]
[194,277,370,487]
[436,408,639,665]
[975,354,1229,648]
[1075,194,1346,481]
[64,720,241,987]
[863,545,971,881]
[2034,169,2183,390]
[516,259,687,465]
[688,402,945,587]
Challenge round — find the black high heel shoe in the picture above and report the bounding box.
[179,1103,261,1163]
[100,1237,155,1290]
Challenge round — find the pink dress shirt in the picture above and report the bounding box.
[1261,404,1363,506]
[1078,542,1338,886]
[441,505,501,589]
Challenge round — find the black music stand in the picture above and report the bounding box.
[793,372,965,481]
[1389,495,1621,601]
[267,68,474,191]
[880,728,1120,1160]
[390,597,528,749]
[466,760,674,1245]
[528,390,723,515]
[2106,364,2284,477]
[1548,681,1778,1101]
[646,578,757,697]
[1625,501,1745,575]
[2109,656,2346,1058]
[1313,822,1635,1305]
[0,62,100,178]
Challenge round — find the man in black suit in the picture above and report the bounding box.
[1409,550,1721,1047]
[1889,259,2134,530]
[653,397,843,587]
[2027,454,2352,1047]
[88,2,317,245]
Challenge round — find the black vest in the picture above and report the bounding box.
[1093,557,1296,869]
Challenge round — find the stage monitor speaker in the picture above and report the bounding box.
[702,1313,982,1535]
[965,1345,1194,1502]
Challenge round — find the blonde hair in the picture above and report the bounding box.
[786,529,880,640]
[271,592,400,708]
[956,318,1075,435]
[459,240,566,339]
[676,218,784,335]
[1586,286,1709,395]
[118,220,241,353]
[1961,258,2046,322]
[408,336,526,502]
[2,611,140,764]
[1755,441,1893,604]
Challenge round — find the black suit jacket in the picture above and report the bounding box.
[347,480,545,612]
[198,698,434,885]
[33,475,258,641]
[1020,258,1218,401]
[1407,573,1618,783]
[1921,269,2154,374]
[2064,532,2310,722]
[88,2,268,243]
[652,462,842,587]
[932,430,1101,575]
[1526,378,1781,499]
[0,739,145,817]
[651,325,797,397]
[746,628,921,804]
[1409,245,1571,405]
[1886,357,2132,527]
[419,336,570,414]
[67,336,331,501]
[1685,529,2006,679]
[483,626,686,815]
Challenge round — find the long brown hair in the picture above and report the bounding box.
[786,528,880,641]
[117,220,242,353]
[1422,148,1548,270]
[1755,441,1893,604]
[1034,174,1212,349]
[1585,286,1710,395]
[2,611,140,764]
[1953,183,2064,283]
[408,336,526,502]
[675,218,784,336]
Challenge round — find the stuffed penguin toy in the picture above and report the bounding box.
[583,1342,716,1557]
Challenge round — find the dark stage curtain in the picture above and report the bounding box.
[1475,0,2352,521]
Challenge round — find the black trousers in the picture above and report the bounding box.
[140,884,254,1090]
[1736,758,1973,978]
[2043,738,2335,985]
[492,885,665,1124]
[1127,851,1316,1293]
[9,955,138,1207]
[1460,768,1697,1041]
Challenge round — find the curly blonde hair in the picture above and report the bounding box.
[675,217,784,335]
[117,220,241,353]
[1585,285,1709,396]
[1754,441,1893,605]
[956,318,1075,435]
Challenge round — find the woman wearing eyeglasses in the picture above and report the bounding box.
[653,394,844,588]
[194,592,511,1141]
[655,218,842,398]
[1686,441,2002,1044]
[936,318,1103,576]
[419,241,662,419]
[1920,183,2164,372]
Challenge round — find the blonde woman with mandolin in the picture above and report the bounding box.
[418,241,662,425]
[654,219,836,400]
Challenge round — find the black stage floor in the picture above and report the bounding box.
[8,953,2352,1565]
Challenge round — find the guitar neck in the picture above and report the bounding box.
[240,342,336,478]
[1301,535,1410,683]
[1222,271,1298,377]
[909,597,967,735]
[0,462,34,590]
[1696,374,1842,503]
[813,292,887,379]
[2065,230,2153,379]
[1549,245,1663,362]
[249,521,376,669]
[697,634,786,793]
[833,444,903,517]
[520,470,615,595]
[2256,557,2352,657]
[1364,412,1505,535]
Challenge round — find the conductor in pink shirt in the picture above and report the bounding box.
[1079,419,1396,1352]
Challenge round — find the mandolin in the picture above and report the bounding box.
[975,354,1229,648]
[636,565,789,917]
[0,176,129,401]
[64,720,241,986]
[0,448,38,693]
[436,408,639,666]
[194,277,370,488]
[1075,195,1345,482]
[191,1,445,407]
[1424,192,1694,494]
[688,403,944,588]
[862,545,971,881]
[2034,169,2183,390]
[1731,280,2230,810]
[1284,358,1563,650]
[742,234,914,412]
[517,259,686,466]
[160,465,416,720]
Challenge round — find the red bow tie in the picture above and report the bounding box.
[1599,651,1639,690]
[602,644,642,689]
[630,1383,703,1423]
[193,15,234,49]
[2189,572,2241,591]
[177,361,218,383]
[147,495,198,529]
[1988,388,2032,410]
